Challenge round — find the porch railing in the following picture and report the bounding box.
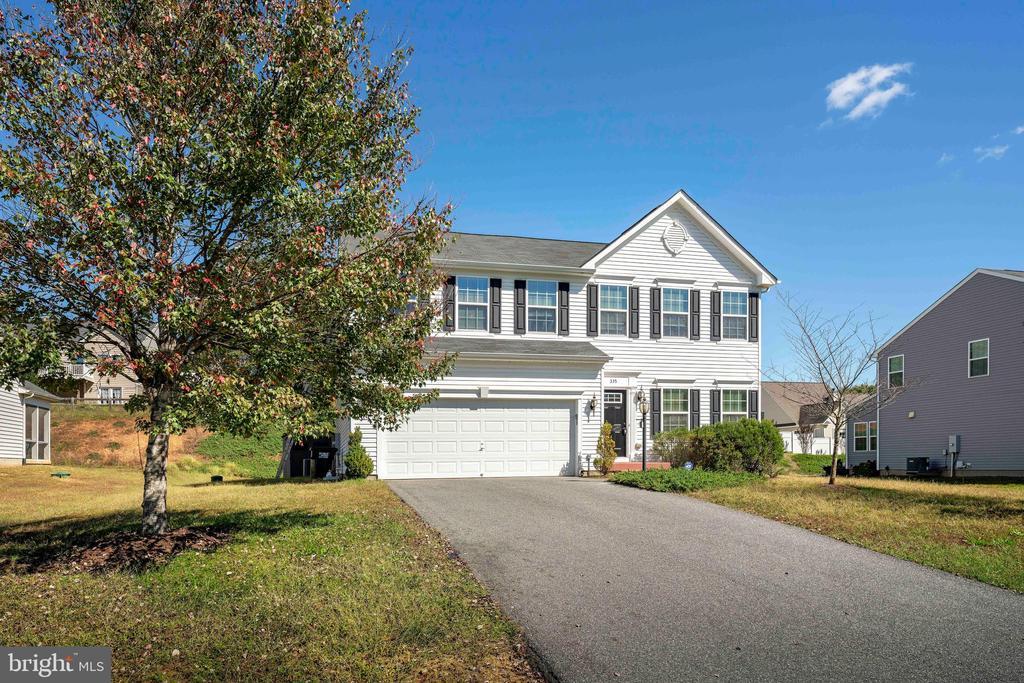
[61,362,96,379]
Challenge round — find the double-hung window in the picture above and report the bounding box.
[663,288,689,337]
[722,292,748,340]
[888,355,904,388]
[969,339,989,378]
[527,280,557,333]
[599,285,628,336]
[853,421,878,452]
[456,276,488,331]
[722,389,748,422]
[662,389,689,430]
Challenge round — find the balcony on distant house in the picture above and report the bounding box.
[58,361,97,382]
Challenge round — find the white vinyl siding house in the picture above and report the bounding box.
[337,190,777,478]
[0,381,56,467]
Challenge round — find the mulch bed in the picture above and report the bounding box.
[3,527,231,574]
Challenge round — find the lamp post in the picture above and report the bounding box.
[637,389,650,472]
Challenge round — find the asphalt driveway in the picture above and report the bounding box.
[390,477,1024,682]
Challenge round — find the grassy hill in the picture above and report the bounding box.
[51,404,282,478]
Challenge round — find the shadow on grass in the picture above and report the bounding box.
[0,508,333,575]
[183,476,357,488]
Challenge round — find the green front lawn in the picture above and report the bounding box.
[694,475,1024,592]
[0,466,537,682]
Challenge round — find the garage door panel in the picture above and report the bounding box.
[383,399,573,479]
[507,439,528,455]
[436,420,458,433]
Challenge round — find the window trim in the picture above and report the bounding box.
[968,338,989,378]
[721,388,748,422]
[661,388,690,430]
[721,290,749,340]
[887,354,904,388]
[661,287,690,339]
[526,279,558,334]
[455,275,489,332]
[853,420,878,452]
[598,283,628,336]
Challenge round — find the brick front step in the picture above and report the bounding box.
[609,462,672,472]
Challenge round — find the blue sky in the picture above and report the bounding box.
[361,0,1023,375]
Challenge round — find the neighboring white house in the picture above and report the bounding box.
[761,381,847,455]
[0,380,58,467]
[337,189,778,479]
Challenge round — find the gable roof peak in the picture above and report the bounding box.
[580,189,779,287]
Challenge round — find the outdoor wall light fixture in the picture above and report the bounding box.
[588,395,597,412]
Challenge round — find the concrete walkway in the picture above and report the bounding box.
[390,477,1024,682]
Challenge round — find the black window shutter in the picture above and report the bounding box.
[628,286,640,338]
[513,280,526,334]
[650,287,661,339]
[690,289,701,340]
[690,388,700,428]
[749,292,759,342]
[748,389,759,419]
[586,284,598,336]
[710,290,722,341]
[442,276,456,331]
[489,278,502,333]
[558,282,570,336]
[650,388,661,436]
[710,389,721,424]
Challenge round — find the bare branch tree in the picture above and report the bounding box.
[766,291,907,484]
[796,421,815,455]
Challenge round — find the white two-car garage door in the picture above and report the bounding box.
[381,399,573,479]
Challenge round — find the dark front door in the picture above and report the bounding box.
[603,390,627,458]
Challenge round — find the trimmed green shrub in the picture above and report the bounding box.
[594,422,617,475]
[344,429,374,479]
[610,467,758,493]
[651,427,693,467]
[688,419,785,476]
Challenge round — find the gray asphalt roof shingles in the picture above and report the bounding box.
[439,232,605,268]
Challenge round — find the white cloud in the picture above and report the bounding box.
[938,152,954,165]
[974,145,1009,161]
[826,63,913,120]
[1015,125,1024,135]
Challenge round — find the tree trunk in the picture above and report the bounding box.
[828,422,841,486]
[141,394,170,535]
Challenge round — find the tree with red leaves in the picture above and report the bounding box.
[0,0,452,534]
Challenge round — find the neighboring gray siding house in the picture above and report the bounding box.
[848,269,1024,475]
[0,380,58,466]
[336,189,778,479]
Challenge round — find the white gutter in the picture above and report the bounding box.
[432,351,610,364]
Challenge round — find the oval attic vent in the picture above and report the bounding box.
[662,220,690,255]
